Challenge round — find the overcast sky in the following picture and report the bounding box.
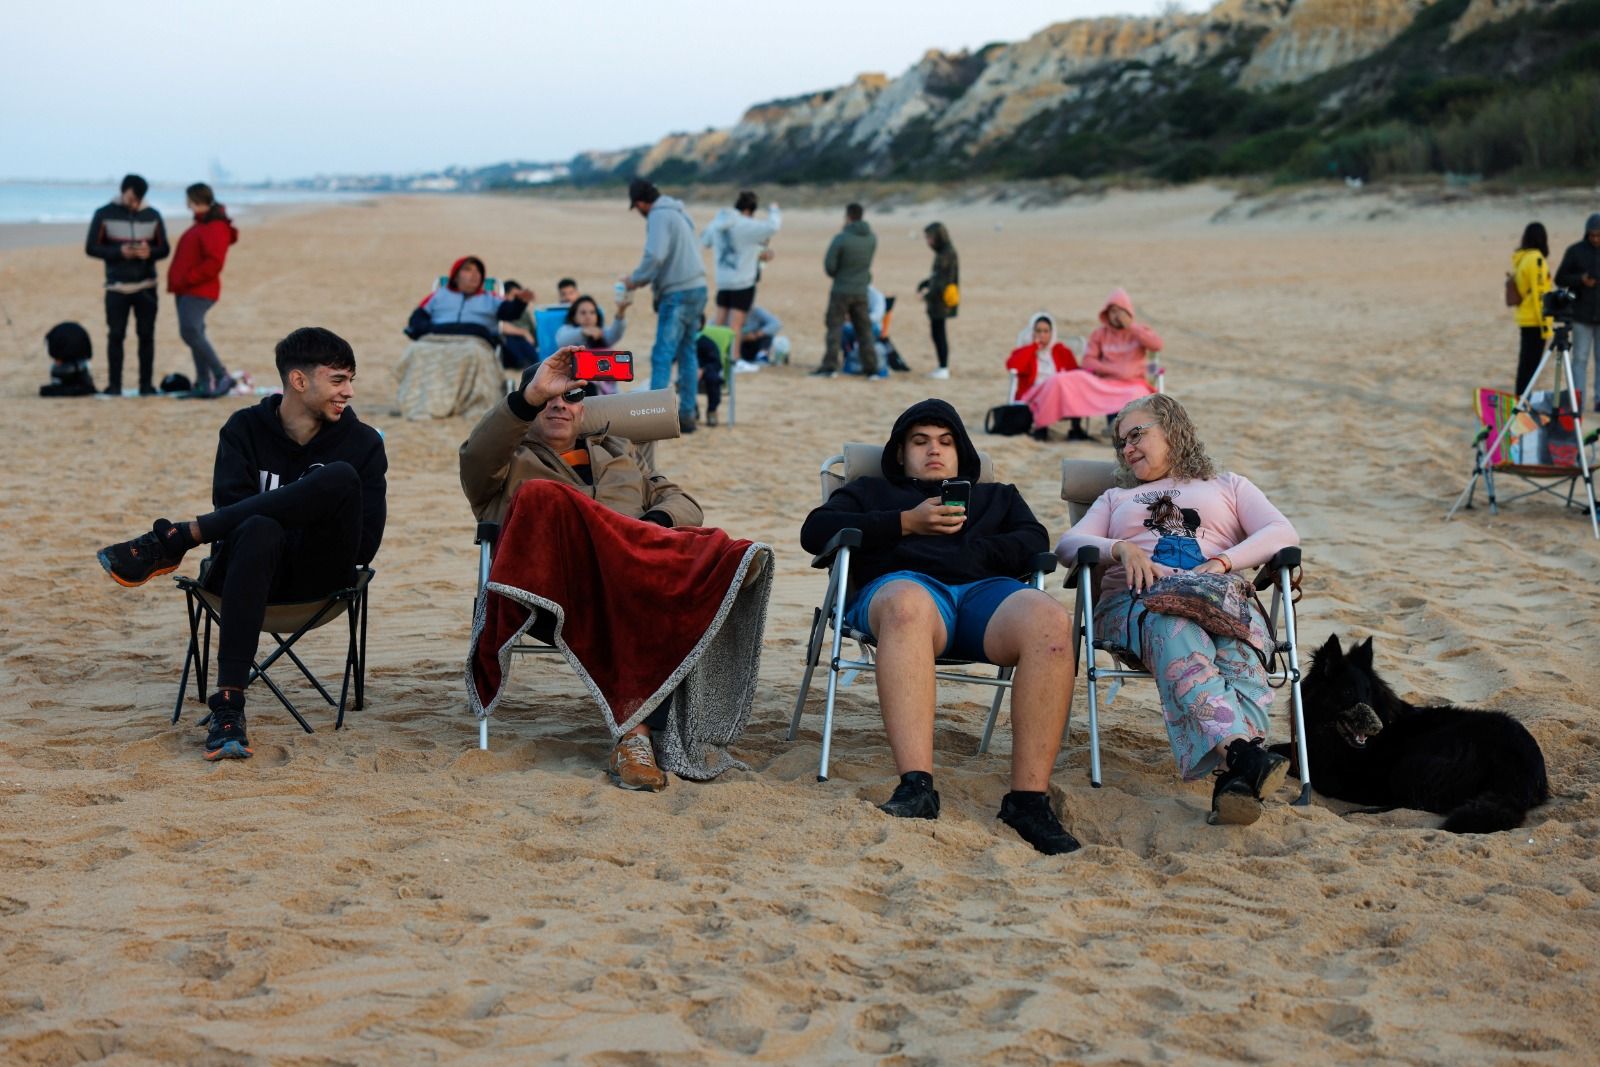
[3,0,1210,184]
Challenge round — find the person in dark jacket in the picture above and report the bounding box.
[168,183,241,397]
[799,398,1080,855]
[85,174,170,396]
[1553,213,1600,411]
[814,203,879,377]
[39,322,97,397]
[96,327,388,762]
[917,221,959,380]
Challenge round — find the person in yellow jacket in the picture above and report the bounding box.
[1512,222,1554,396]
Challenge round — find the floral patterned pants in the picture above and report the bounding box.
[1096,589,1273,780]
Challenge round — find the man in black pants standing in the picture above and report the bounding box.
[97,327,388,760]
[85,174,170,396]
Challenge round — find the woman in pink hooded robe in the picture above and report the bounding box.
[1024,288,1162,439]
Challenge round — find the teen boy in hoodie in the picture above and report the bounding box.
[85,174,170,396]
[97,327,388,761]
[620,179,707,433]
[799,399,1081,855]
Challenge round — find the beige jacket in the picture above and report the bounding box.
[459,396,703,527]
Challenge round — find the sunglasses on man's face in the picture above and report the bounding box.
[557,387,587,405]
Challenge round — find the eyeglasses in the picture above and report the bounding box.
[1113,422,1157,451]
[558,387,586,404]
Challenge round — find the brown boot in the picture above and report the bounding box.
[608,733,668,791]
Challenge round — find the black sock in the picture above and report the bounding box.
[208,689,245,715]
[900,771,934,791]
[156,518,199,556]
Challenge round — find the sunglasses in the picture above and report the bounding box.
[1112,422,1157,451]
[557,387,587,404]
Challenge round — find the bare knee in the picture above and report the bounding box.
[870,584,941,638]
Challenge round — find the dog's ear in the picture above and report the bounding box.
[1317,633,1343,665]
[1353,636,1374,669]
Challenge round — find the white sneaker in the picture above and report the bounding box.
[927,367,950,380]
[733,359,762,374]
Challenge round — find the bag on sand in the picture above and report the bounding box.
[985,403,1032,436]
[1504,273,1520,308]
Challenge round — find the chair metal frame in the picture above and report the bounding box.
[473,520,564,751]
[172,565,372,733]
[788,451,1057,782]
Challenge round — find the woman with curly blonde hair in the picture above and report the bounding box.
[1056,394,1301,826]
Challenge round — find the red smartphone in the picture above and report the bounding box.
[573,348,634,382]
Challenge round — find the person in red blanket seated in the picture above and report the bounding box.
[461,346,703,791]
[1004,312,1079,441]
[798,398,1081,855]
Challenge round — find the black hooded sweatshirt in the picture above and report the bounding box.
[800,398,1047,589]
[213,395,389,564]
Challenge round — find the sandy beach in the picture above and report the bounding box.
[1,186,1597,1064]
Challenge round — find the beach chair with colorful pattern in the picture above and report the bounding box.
[1450,387,1599,535]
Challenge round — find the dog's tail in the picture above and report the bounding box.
[1441,794,1529,834]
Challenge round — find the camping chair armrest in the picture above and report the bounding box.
[1063,545,1100,588]
[810,528,863,570]
[475,521,500,547]
[1025,551,1058,577]
[1252,546,1302,590]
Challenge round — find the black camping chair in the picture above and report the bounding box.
[172,562,373,733]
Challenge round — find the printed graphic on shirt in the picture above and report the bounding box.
[1134,489,1205,570]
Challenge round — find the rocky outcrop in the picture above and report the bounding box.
[1237,0,1440,87]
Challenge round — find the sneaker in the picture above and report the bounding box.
[926,367,950,380]
[706,409,719,427]
[998,792,1082,855]
[608,733,668,791]
[1209,737,1290,826]
[1030,427,1050,442]
[679,413,698,434]
[878,774,940,819]
[138,385,160,397]
[96,518,195,588]
[204,692,252,761]
[99,385,122,397]
[1065,426,1093,442]
[207,374,237,398]
[809,367,838,378]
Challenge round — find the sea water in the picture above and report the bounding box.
[0,182,365,225]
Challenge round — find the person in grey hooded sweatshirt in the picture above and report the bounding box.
[701,190,781,348]
[1553,213,1600,410]
[620,178,707,432]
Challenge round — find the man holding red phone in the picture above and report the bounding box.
[800,399,1081,854]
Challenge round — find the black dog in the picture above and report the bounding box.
[1272,635,1548,833]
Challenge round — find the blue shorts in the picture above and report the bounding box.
[843,570,1029,661]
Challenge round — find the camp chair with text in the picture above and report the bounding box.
[788,443,1058,782]
[172,563,373,734]
[1058,458,1312,803]
[470,388,682,749]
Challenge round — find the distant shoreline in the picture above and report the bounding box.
[0,197,374,253]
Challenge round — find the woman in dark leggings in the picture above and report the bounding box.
[1511,221,1553,397]
[918,222,959,380]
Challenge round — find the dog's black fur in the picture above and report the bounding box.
[1271,634,1549,833]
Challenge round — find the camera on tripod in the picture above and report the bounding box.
[1542,287,1578,321]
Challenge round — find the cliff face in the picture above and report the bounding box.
[568,0,1571,184]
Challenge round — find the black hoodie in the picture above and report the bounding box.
[213,395,389,564]
[85,200,170,287]
[800,398,1047,588]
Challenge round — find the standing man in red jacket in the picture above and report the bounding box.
[169,183,240,397]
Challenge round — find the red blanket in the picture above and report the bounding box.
[469,480,768,738]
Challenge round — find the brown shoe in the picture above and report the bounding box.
[608,733,668,791]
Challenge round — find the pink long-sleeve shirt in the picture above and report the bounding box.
[1081,322,1163,381]
[1055,473,1298,595]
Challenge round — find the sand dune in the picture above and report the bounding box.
[1,186,1597,1064]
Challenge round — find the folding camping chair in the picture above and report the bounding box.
[787,444,1058,782]
[1446,324,1599,538]
[172,563,373,733]
[532,306,569,364]
[698,323,737,426]
[470,388,682,750]
[1058,459,1312,803]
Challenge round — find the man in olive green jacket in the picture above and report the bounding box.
[459,347,702,527]
[815,203,879,377]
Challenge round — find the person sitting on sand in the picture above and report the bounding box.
[497,277,541,370]
[1024,289,1161,441]
[96,327,388,761]
[406,256,533,347]
[553,293,630,394]
[460,347,705,791]
[799,398,1081,855]
[739,305,782,362]
[556,278,579,307]
[1055,394,1298,826]
[1005,313,1079,440]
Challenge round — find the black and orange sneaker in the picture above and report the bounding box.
[96,519,194,588]
[203,691,252,761]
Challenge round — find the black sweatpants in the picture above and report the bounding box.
[930,317,949,369]
[1515,326,1546,398]
[200,462,364,689]
[105,288,158,392]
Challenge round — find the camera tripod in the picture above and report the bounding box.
[1447,320,1599,539]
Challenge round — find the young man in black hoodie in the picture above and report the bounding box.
[97,327,388,760]
[800,399,1080,854]
[85,174,170,396]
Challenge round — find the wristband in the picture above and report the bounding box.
[1213,554,1232,573]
